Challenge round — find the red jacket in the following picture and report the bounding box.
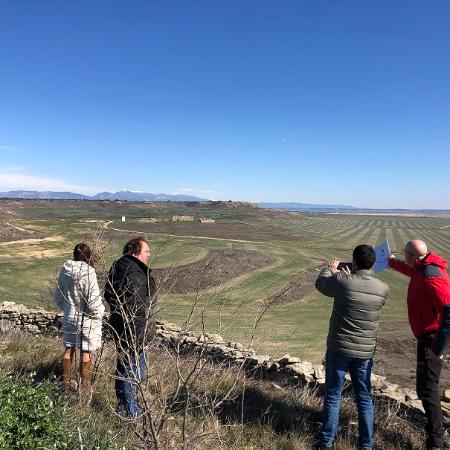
[389,253,450,338]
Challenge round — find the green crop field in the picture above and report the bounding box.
[1,200,449,364]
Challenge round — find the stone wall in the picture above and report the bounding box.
[2,301,450,426]
[0,302,62,334]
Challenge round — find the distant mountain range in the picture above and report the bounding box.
[0,190,208,202]
[258,202,450,215]
[0,191,356,209]
[1,192,448,214]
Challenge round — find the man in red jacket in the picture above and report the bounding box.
[389,240,450,450]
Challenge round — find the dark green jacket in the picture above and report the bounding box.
[316,268,389,359]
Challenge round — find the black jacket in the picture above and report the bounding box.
[105,254,157,351]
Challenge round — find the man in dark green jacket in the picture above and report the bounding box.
[314,244,389,450]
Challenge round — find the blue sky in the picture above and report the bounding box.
[0,1,449,209]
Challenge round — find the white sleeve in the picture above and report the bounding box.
[87,268,105,319]
[54,271,65,311]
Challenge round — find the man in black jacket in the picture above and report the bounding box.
[105,236,157,416]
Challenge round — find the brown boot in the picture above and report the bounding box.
[80,360,92,400]
[62,358,72,392]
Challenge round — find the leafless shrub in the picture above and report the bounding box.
[84,234,270,449]
[0,326,428,449]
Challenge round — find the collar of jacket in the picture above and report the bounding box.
[414,252,431,270]
[413,252,448,271]
[122,254,152,274]
[352,269,375,276]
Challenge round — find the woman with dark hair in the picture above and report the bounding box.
[55,242,105,395]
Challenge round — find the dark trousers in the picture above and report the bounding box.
[417,335,443,449]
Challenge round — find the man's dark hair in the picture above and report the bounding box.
[353,244,376,270]
[73,242,93,265]
[123,236,149,256]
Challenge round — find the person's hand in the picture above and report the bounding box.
[328,260,340,274]
[341,265,351,275]
[426,348,444,361]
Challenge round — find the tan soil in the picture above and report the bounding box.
[0,248,63,260]
[0,235,63,247]
[0,222,48,243]
[374,322,450,390]
[124,221,307,242]
[154,249,276,294]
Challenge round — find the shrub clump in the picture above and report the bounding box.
[0,376,74,449]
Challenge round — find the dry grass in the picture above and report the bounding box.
[0,327,425,449]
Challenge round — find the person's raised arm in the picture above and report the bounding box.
[388,255,414,277]
[315,260,343,297]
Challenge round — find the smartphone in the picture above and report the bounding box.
[337,262,352,271]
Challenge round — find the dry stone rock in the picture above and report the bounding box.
[371,373,386,388]
[441,402,450,419]
[284,363,306,376]
[0,301,22,310]
[24,324,40,334]
[164,322,180,332]
[408,399,425,413]
[312,364,325,381]
[297,360,313,374]
[444,389,450,402]
[286,356,301,364]
[404,388,418,401]
[381,381,399,393]
[245,355,269,367]
[182,336,197,345]
[278,354,291,365]
[269,362,280,372]
[380,391,406,404]
[206,333,224,344]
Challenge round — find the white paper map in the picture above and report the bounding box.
[374,240,391,272]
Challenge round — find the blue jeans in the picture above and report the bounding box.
[115,352,147,416]
[319,351,374,450]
